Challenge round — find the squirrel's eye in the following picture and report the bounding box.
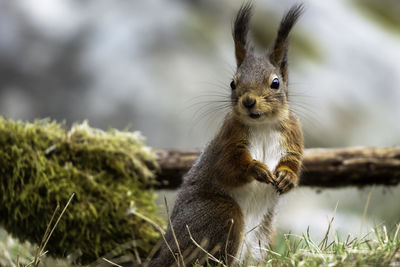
[230,80,236,90]
[270,78,280,90]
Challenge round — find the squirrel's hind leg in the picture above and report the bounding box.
[152,196,244,266]
[182,196,244,266]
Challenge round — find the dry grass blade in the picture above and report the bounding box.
[39,193,75,257]
[284,233,292,253]
[145,240,163,264]
[225,219,234,264]
[185,225,226,267]
[29,193,74,267]
[32,204,60,266]
[102,257,123,267]
[129,210,165,235]
[262,247,281,257]
[129,209,177,264]
[164,196,185,267]
[26,251,48,266]
[319,216,334,250]
[360,185,375,235]
[130,232,141,264]
[389,241,400,263]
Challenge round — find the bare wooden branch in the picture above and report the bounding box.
[154,147,400,189]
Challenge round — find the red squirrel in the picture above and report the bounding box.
[149,3,304,266]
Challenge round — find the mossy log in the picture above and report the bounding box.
[155,147,400,189]
[0,117,163,263]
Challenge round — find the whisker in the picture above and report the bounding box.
[183,89,232,113]
[289,103,317,115]
[187,101,233,108]
[184,100,233,115]
[289,107,324,135]
[186,94,231,102]
[189,104,230,134]
[195,81,231,93]
[188,97,232,118]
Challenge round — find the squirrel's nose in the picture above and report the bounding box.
[242,97,256,109]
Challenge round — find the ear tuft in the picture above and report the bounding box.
[269,3,304,82]
[233,2,253,67]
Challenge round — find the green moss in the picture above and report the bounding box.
[0,117,163,263]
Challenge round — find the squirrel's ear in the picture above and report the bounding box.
[269,4,303,82]
[233,2,252,67]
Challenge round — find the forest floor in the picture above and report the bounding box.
[1,222,399,267]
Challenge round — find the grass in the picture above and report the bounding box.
[3,192,398,267]
[1,214,399,266]
[193,223,400,267]
[0,195,76,267]
[264,223,400,267]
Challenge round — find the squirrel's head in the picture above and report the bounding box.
[230,3,303,125]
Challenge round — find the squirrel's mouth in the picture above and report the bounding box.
[249,113,262,119]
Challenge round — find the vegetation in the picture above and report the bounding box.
[0,117,163,264]
[192,223,400,267]
[265,224,400,267]
[1,219,399,266]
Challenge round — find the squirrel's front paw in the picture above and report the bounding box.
[274,168,297,194]
[247,160,274,184]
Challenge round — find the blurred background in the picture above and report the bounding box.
[0,0,399,259]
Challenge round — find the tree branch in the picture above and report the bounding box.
[155,147,400,189]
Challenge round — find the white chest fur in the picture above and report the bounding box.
[230,124,286,262]
[248,125,285,171]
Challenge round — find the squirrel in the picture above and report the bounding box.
[148,3,304,266]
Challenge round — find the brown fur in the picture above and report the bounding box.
[146,3,304,266]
